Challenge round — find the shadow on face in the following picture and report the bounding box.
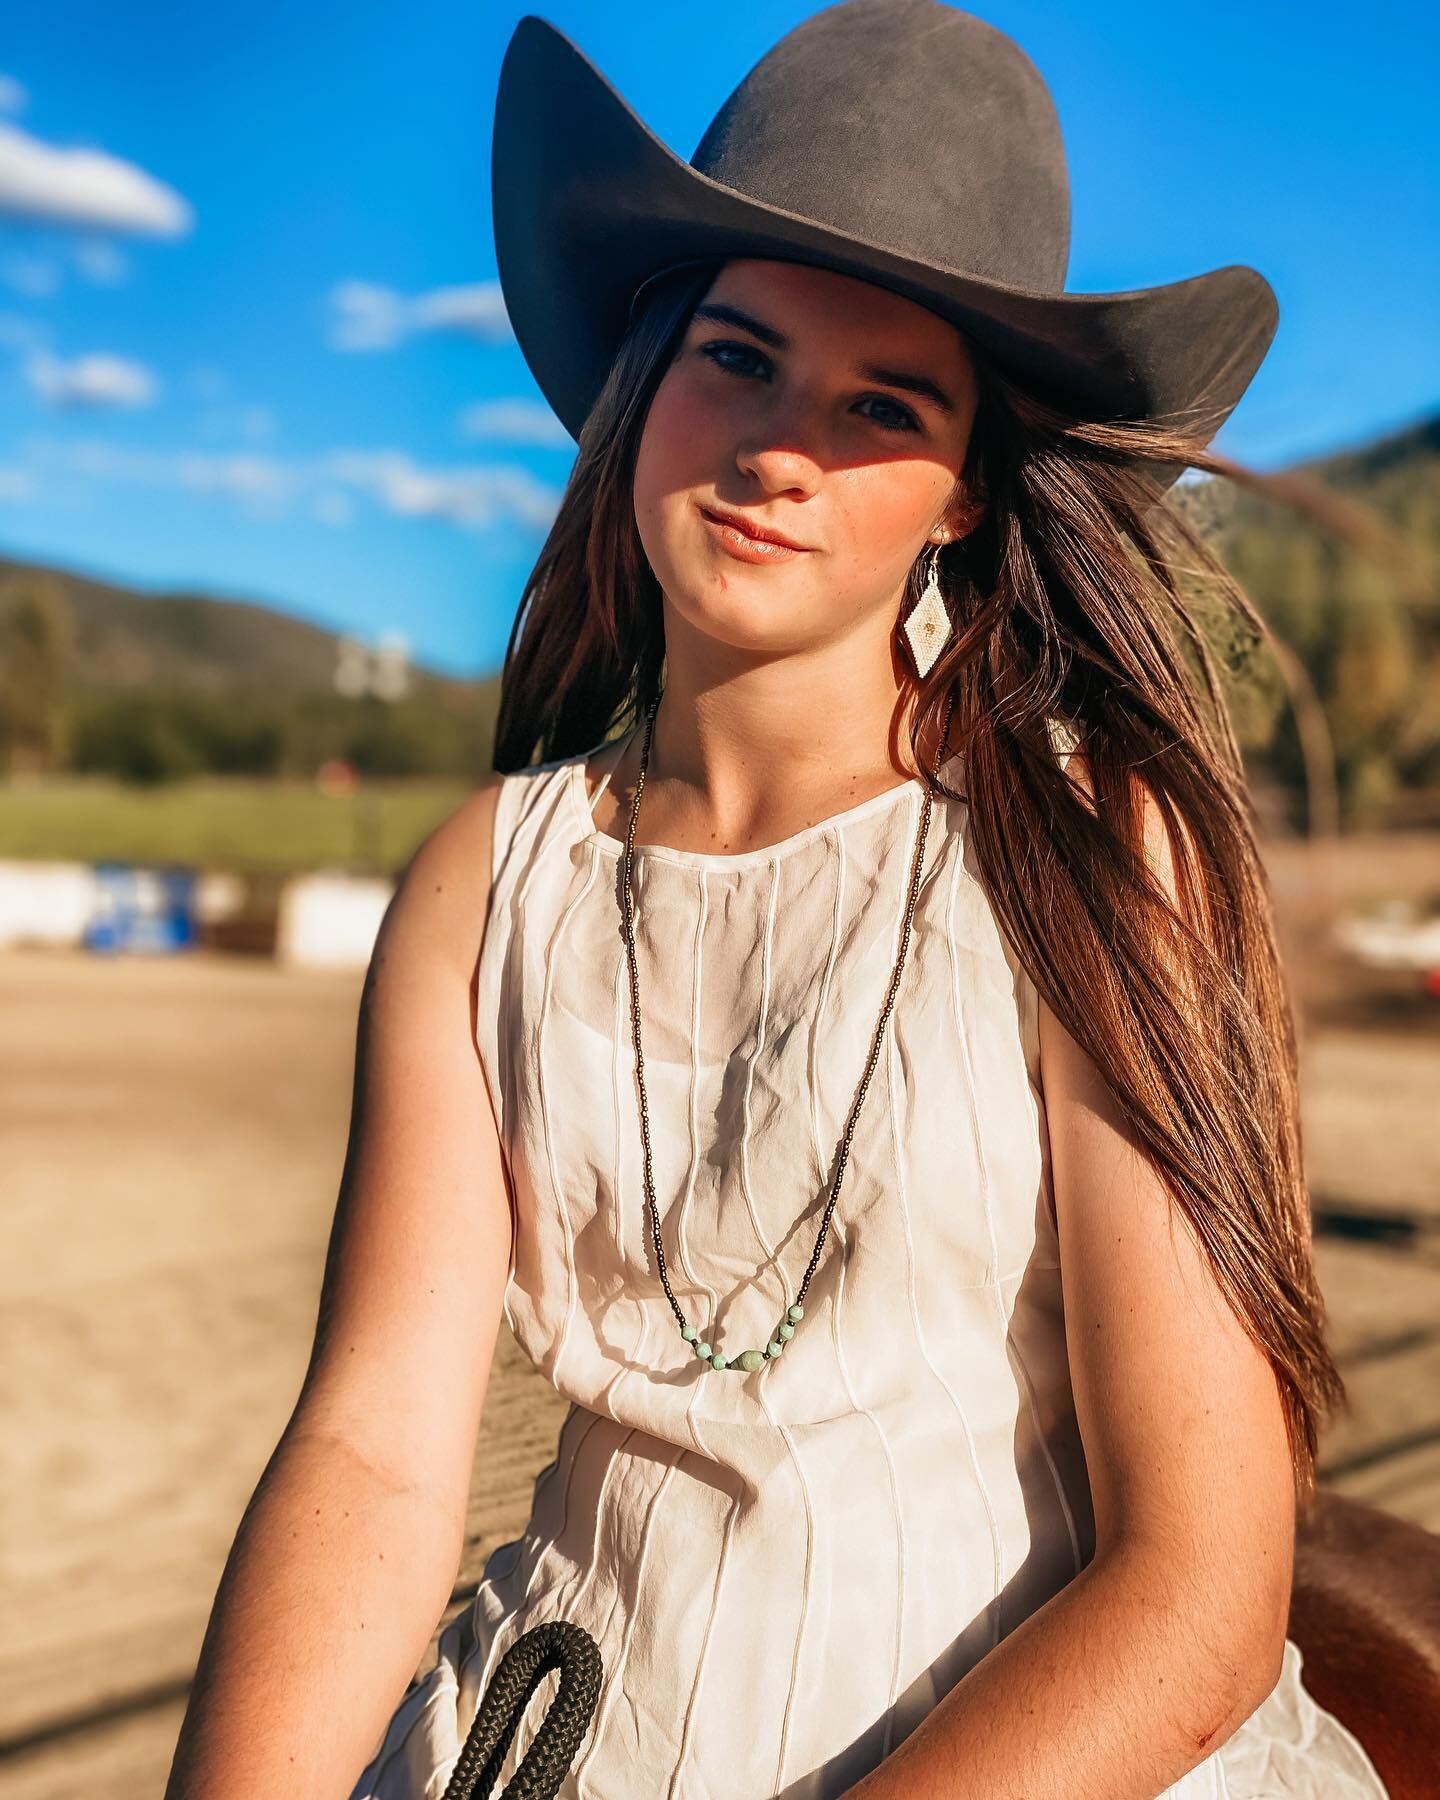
[631,257,982,658]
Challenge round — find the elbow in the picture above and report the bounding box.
[1108,1530,1292,1740]
[1230,1518,1295,1721]
[1229,1610,1290,1726]
[1164,1584,1290,1767]
[1198,1568,1293,1746]
[1185,1635,1286,1771]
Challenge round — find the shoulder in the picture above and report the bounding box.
[1053,742,1202,924]
[1031,740,1214,1123]
[373,772,509,987]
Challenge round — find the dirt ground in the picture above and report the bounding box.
[1,833,1436,1797]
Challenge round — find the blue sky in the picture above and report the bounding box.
[0,0,1434,679]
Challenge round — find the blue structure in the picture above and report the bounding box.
[83,862,199,954]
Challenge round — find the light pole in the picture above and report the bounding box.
[333,631,411,874]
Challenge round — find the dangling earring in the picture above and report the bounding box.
[900,539,952,678]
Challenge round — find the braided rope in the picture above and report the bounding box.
[438,1621,603,1800]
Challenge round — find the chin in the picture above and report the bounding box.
[666,569,801,651]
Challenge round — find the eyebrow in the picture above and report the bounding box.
[690,300,961,418]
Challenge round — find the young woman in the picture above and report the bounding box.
[165,6,1393,1797]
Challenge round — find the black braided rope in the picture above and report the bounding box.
[438,1621,603,1800]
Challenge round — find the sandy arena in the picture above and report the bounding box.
[1,915,1436,1797]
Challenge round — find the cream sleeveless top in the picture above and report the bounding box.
[351,731,1388,1800]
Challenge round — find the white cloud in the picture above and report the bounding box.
[24,349,157,409]
[0,311,48,355]
[320,449,559,529]
[28,437,298,520]
[0,75,28,116]
[170,448,292,509]
[326,278,512,351]
[1,253,59,298]
[411,284,513,340]
[72,237,128,284]
[459,396,571,448]
[240,403,276,441]
[22,434,563,534]
[196,401,276,444]
[0,464,34,502]
[0,120,192,236]
[66,439,278,488]
[186,363,229,403]
[313,488,354,527]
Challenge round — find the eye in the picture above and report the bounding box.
[858,393,922,433]
[698,340,769,379]
[696,340,922,433]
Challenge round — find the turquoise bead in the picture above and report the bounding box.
[696,1342,711,1360]
[787,1304,804,1322]
[737,1349,767,1372]
[682,1324,698,1341]
[778,1322,794,1340]
[767,1340,783,1357]
[710,1352,728,1370]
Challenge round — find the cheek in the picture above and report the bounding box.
[634,372,724,512]
[827,461,953,574]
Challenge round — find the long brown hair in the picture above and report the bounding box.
[493,259,1345,1507]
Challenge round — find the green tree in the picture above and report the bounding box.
[69,693,207,785]
[0,571,73,774]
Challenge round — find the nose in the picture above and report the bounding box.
[733,435,824,500]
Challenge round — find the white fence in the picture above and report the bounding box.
[275,873,393,968]
[0,860,393,969]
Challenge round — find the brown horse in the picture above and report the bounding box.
[1288,1489,1440,1798]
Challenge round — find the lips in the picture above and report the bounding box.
[700,505,811,552]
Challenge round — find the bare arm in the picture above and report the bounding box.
[165,778,515,1799]
[848,775,1294,1799]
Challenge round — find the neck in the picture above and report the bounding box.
[615,616,948,846]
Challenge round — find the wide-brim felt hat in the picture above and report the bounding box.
[491,0,1279,491]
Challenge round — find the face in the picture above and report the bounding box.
[631,257,979,659]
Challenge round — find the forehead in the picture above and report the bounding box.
[701,256,963,355]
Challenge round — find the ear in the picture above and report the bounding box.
[932,492,983,548]
[950,493,986,539]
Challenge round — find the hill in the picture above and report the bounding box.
[1187,409,1440,819]
[1,405,1436,808]
[0,549,496,703]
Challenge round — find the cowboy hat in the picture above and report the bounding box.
[490,0,1278,489]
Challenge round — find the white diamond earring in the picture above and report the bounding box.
[901,540,952,678]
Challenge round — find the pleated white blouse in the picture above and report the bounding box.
[350,729,1389,1800]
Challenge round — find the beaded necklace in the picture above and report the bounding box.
[615,687,956,1375]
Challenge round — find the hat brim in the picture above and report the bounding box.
[492,16,1278,481]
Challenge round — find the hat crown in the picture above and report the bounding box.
[690,0,1071,293]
